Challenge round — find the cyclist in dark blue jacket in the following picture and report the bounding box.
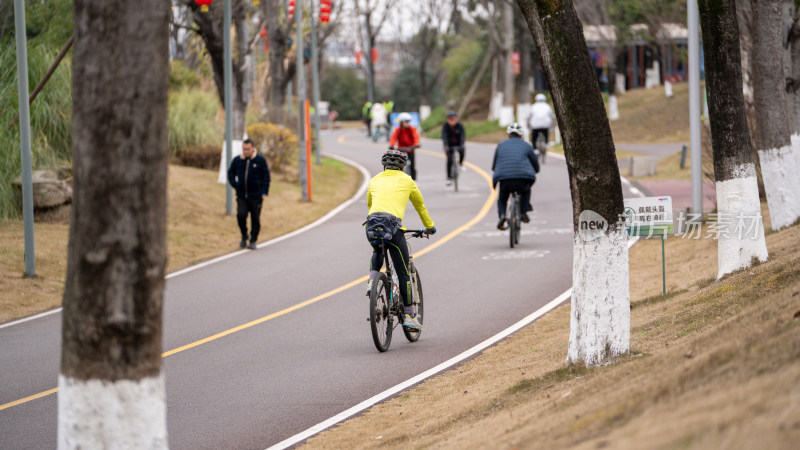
[227,139,270,249]
[491,123,540,230]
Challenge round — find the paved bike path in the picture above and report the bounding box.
[0,130,638,449]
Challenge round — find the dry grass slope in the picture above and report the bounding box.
[302,223,800,449]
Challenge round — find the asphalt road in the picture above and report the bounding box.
[0,129,639,449]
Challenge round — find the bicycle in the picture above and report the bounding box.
[447,146,461,192]
[507,191,522,248]
[371,124,386,142]
[535,133,547,164]
[395,146,417,178]
[368,229,428,352]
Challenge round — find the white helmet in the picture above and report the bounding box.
[535,93,547,103]
[506,123,524,136]
[397,112,413,122]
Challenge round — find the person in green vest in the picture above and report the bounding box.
[362,101,373,137]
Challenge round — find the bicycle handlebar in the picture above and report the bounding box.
[403,229,431,239]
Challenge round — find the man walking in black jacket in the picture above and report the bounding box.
[441,111,466,185]
[227,139,271,249]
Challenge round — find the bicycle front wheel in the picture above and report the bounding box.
[404,262,424,342]
[508,196,518,248]
[369,273,393,352]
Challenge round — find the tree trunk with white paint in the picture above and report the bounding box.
[698,0,769,278]
[753,0,800,230]
[784,0,800,132]
[59,1,170,448]
[516,0,629,366]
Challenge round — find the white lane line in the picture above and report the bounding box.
[269,150,645,450]
[0,154,370,331]
[267,288,574,450]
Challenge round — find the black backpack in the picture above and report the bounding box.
[364,212,401,243]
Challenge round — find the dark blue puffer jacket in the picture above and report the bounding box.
[491,136,540,186]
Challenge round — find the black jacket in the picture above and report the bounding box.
[441,122,466,149]
[228,154,270,198]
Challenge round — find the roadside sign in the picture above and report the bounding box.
[389,112,420,129]
[389,112,421,135]
[624,196,674,237]
[624,195,673,296]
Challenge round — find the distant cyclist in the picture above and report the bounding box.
[492,123,540,230]
[389,112,421,180]
[365,149,436,331]
[441,111,466,186]
[527,93,555,149]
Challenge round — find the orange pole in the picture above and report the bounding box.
[304,100,312,201]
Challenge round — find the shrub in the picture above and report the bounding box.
[246,122,298,176]
[169,60,201,90]
[0,42,72,219]
[421,106,447,132]
[167,87,223,157]
[175,144,220,170]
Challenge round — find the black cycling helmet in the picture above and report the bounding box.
[446,110,458,118]
[381,149,408,170]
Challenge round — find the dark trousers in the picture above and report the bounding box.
[406,151,417,180]
[365,118,372,136]
[370,230,412,306]
[445,146,465,179]
[497,178,534,218]
[237,196,263,242]
[530,128,548,147]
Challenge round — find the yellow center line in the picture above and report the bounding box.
[1,136,496,413]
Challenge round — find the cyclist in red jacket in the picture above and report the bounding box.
[389,112,421,180]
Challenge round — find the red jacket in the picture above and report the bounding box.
[389,126,420,151]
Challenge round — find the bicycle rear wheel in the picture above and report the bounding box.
[536,135,547,164]
[508,195,518,248]
[403,262,424,342]
[369,273,393,352]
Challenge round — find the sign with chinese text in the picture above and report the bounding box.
[624,196,674,236]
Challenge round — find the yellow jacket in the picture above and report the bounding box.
[367,169,435,229]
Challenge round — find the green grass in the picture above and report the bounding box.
[0,41,73,219]
[167,87,224,157]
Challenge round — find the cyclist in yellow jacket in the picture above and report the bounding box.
[365,149,436,331]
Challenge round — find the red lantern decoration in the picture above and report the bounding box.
[288,0,295,20]
[356,50,362,65]
[320,0,332,25]
[195,0,213,13]
[371,48,378,63]
[259,25,267,39]
[511,51,521,76]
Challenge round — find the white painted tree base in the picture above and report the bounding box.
[567,230,630,366]
[715,163,769,279]
[498,106,515,127]
[759,142,800,230]
[608,95,619,121]
[58,374,168,449]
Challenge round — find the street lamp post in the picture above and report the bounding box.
[296,0,309,201]
[311,0,322,164]
[688,0,703,216]
[13,0,35,277]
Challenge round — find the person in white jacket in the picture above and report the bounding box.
[527,93,556,148]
